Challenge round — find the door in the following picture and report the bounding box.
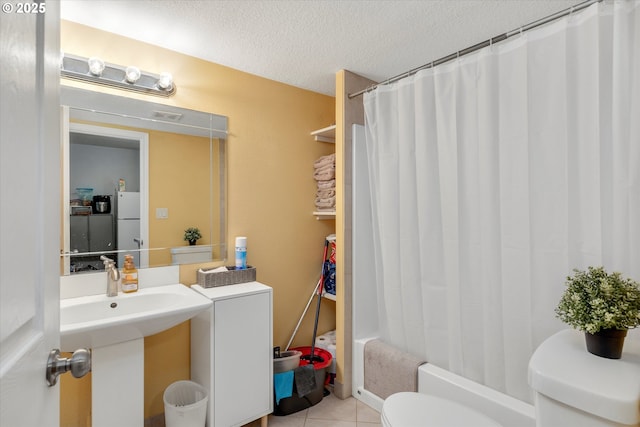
[70,215,90,253]
[116,192,143,266]
[0,2,61,426]
[117,219,142,266]
[89,215,114,252]
[117,191,141,219]
[214,291,272,426]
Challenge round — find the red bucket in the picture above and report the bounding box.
[290,346,332,370]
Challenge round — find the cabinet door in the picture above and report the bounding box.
[214,291,271,426]
[69,215,89,252]
[89,214,113,252]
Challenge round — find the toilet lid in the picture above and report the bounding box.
[381,392,502,427]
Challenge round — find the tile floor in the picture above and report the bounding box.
[243,389,381,427]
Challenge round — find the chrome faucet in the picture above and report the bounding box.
[101,256,120,297]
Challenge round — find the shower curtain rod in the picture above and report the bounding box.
[348,0,601,99]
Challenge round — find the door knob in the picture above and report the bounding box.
[46,348,91,387]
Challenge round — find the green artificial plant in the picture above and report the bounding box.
[555,266,640,334]
[183,227,202,244]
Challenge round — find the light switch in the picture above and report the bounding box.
[156,208,169,219]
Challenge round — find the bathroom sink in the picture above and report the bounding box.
[60,284,212,350]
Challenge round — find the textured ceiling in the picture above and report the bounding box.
[60,0,580,96]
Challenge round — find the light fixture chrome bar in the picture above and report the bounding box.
[60,53,176,97]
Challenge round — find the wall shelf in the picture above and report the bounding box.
[323,293,336,302]
[310,125,336,143]
[313,211,336,220]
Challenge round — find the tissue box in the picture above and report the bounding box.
[197,266,256,288]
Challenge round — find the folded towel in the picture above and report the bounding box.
[317,179,336,190]
[315,195,336,208]
[316,189,335,199]
[315,204,335,210]
[314,160,335,170]
[314,167,335,181]
[274,371,294,404]
[315,162,335,173]
[314,153,335,169]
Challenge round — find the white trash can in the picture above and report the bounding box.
[164,380,208,427]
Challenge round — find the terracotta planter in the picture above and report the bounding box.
[584,328,627,359]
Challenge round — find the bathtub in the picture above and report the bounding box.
[353,337,536,427]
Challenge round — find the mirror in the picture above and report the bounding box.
[60,86,227,274]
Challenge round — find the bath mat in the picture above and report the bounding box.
[364,339,426,399]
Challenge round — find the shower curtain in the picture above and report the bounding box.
[363,1,639,402]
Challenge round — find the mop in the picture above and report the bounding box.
[305,238,330,364]
[285,238,330,352]
[288,238,330,397]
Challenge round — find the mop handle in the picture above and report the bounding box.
[285,237,331,352]
[316,239,330,296]
[309,238,330,362]
[285,276,321,351]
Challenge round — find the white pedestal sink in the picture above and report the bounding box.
[60,284,212,427]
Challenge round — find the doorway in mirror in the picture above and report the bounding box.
[64,120,149,274]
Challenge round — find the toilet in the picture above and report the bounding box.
[381,392,502,427]
[529,329,640,427]
[382,329,640,427]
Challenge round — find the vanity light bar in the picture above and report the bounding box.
[60,53,176,97]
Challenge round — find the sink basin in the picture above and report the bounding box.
[60,284,212,350]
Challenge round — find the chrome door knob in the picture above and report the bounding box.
[46,348,91,386]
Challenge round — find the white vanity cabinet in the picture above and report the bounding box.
[190,282,273,427]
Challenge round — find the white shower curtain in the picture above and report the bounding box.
[363,1,639,402]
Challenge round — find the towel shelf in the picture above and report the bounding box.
[323,293,336,301]
[310,125,336,143]
[313,210,336,220]
[312,124,336,217]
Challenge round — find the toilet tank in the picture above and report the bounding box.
[171,245,213,265]
[528,329,640,427]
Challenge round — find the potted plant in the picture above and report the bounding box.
[555,266,640,359]
[183,227,202,246]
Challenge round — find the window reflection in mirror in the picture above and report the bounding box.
[60,87,227,275]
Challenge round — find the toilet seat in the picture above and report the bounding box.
[381,392,502,427]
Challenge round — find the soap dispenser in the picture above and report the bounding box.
[121,254,138,293]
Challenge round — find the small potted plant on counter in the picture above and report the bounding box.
[183,227,202,246]
[555,266,640,359]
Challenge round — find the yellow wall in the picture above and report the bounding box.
[61,21,336,425]
[147,131,215,265]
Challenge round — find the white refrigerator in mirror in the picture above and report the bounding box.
[116,191,141,267]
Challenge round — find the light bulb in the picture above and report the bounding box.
[87,57,105,76]
[157,72,173,90]
[125,66,141,83]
